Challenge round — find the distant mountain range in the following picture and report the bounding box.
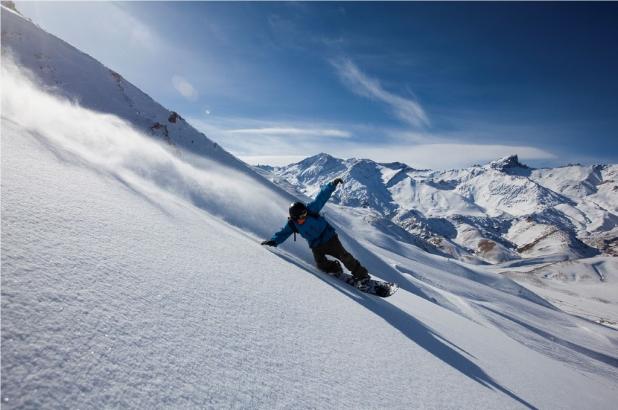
[258,153,618,264]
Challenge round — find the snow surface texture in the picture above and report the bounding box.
[2,6,618,409]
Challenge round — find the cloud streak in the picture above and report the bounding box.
[347,143,556,170]
[332,58,429,128]
[187,116,354,161]
[187,115,555,169]
[228,127,351,138]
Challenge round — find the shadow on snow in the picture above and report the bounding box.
[270,249,538,410]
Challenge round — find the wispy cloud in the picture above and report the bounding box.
[187,115,555,169]
[236,143,556,169]
[186,116,354,158]
[348,143,556,170]
[228,127,351,138]
[236,155,310,167]
[331,58,429,128]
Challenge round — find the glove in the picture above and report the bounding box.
[332,178,344,186]
[261,240,276,247]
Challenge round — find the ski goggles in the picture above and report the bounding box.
[295,211,308,223]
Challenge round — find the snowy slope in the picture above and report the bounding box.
[4,54,618,410]
[0,5,260,175]
[497,256,618,328]
[2,6,618,409]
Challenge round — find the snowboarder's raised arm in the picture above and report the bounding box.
[307,178,343,213]
[262,222,294,247]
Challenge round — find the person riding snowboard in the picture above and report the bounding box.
[261,178,372,290]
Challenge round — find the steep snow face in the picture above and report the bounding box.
[5,108,618,408]
[531,165,618,232]
[456,170,565,217]
[276,154,398,215]
[3,6,618,408]
[0,58,293,247]
[284,153,347,186]
[264,153,617,263]
[390,177,486,217]
[531,165,604,198]
[0,6,248,172]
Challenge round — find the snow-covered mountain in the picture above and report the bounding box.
[0,3,265,177]
[261,153,618,264]
[2,5,618,409]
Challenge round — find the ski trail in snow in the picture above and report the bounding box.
[477,303,618,377]
[264,247,538,409]
[591,262,607,282]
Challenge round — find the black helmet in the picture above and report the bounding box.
[289,202,307,219]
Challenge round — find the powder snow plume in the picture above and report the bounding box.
[1,57,290,241]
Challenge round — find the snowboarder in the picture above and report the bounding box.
[261,178,372,290]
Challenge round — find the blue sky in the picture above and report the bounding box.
[16,1,618,169]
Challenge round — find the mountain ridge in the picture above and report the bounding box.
[259,153,617,264]
[0,5,250,172]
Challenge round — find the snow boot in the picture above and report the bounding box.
[328,260,343,278]
[352,276,371,292]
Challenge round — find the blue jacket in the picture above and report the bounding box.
[270,182,337,248]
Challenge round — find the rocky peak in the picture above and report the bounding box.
[1,1,19,14]
[488,154,529,173]
[380,161,414,171]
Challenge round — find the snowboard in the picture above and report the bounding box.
[333,271,399,298]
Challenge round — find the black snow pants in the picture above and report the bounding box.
[311,235,370,281]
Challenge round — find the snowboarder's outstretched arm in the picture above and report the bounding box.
[307,178,343,213]
[261,222,294,247]
[261,178,342,247]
